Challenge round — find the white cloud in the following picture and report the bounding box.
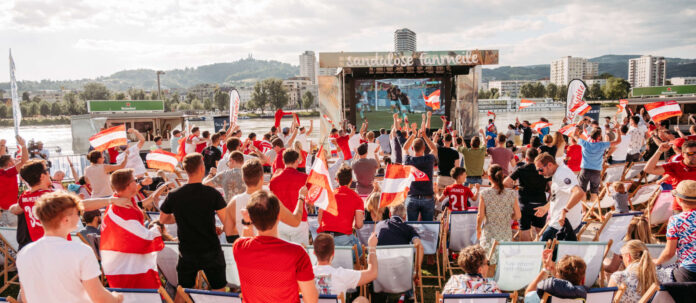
[0,0,694,81]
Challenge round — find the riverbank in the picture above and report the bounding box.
[0,116,70,126]
[240,110,319,118]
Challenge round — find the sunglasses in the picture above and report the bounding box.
[685,151,696,157]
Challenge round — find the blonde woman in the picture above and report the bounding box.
[552,132,566,158]
[608,240,668,303]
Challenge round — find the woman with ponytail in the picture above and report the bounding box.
[476,164,521,267]
[608,240,668,302]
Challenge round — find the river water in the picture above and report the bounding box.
[0,108,619,155]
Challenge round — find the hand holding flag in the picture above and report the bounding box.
[89,125,127,151]
[306,146,338,215]
[380,164,429,208]
[519,99,536,110]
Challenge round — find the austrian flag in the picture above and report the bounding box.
[146,150,179,172]
[558,124,577,136]
[531,121,552,133]
[380,164,429,208]
[89,125,127,151]
[306,147,338,216]
[519,99,536,110]
[422,89,441,110]
[645,100,682,122]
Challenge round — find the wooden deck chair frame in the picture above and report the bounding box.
[627,182,661,212]
[622,161,647,182]
[178,287,243,303]
[0,227,19,294]
[406,220,444,291]
[436,291,510,302]
[601,162,629,183]
[553,239,613,287]
[614,283,627,303]
[107,287,174,303]
[577,211,643,242]
[445,210,479,275]
[637,283,660,303]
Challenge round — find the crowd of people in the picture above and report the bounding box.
[0,109,695,303]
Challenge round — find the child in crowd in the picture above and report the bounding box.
[439,167,480,212]
[654,180,696,282]
[612,182,630,213]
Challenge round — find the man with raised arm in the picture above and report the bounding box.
[402,113,438,221]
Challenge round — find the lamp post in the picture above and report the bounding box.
[156,71,165,100]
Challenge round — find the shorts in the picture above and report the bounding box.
[626,153,641,162]
[519,203,547,230]
[579,168,601,194]
[177,249,227,289]
[278,221,309,246]
[465,176,482,186]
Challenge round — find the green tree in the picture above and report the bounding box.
[186,92,196,103]
[114,92,126,100]
[80,82,111,101]
[29,102,40,116]
[51,102,63,116]
[191,99,204,110]
[520,83,545,98]
[587,83,604,100]
[478,89,490,99]
[20,104,29,117]
[265,78,289,110]
[171,93,180,103]
[596,73,613,79]
[127,88,146,100]
[22,91,30,102]
[203,98,213,110]
[546,83,558,100]
[0,104,7,118]
[177,102,191,111]
[63,92,81,114]
[251,82,269,113]
[39,101,51,116]
[602,77,631,100]
[0,89,4,99]
[301,91,314,110]
[490,88,499,99]
[214,89,230,110]
[555,85,568,101]
[32,96,41,103]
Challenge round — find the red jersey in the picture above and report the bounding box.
[318,186,364,235]
[335,135,352,160]
[565,144,582,172]
[0,166,19,210]
[18,189,54,241]
[233,236,314,303]
[442,184,474,211]
[297,150,308,169]
[663,161,696,211]
[107,147,119,163]
[272,148,285,173]
[269,168,308,221]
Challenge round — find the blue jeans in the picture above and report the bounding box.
[333,234,362,262]
[405,196,434,221]
[465,176,483,186]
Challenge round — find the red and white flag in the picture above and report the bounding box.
[306,147,338,216]
[570,100,591,116]
[100,198,164,289]
[89,125,127,151]
[380,164,429,208]
[322,114,334,125]
[531,121,552,132]
[558,124,577,136]
[519,99,536,110]
[146,150,178,172]
[616,99,629,113]
[422,89,441,110]
[487,111,496,118]
[645,100,682,122]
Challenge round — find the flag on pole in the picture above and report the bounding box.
[89,125,127,151]
[645,100,682,122]
[100,199,164,289]
[306,147,338,216]
[380,164,429,208]
[229,89,240,127]
[322,114,334,125]
[145,150,178,172]
[422,89,441,110]
[558,124,577,136]
[616,99,628,113]
[519,99,536,110]
[531,121,553,132]
[9,49,21,136]
[566,79,587,121]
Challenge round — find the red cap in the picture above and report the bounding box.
[672,138,686,149]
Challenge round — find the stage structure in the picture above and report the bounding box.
[318,50,498,138]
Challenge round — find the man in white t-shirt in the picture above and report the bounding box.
[17,192,123,303]
[116,128,146,177]
[295,120,313,152]
[313,233,378,301]
[184,127,201,154]
[608,125,630,164]
[534,153,585,241]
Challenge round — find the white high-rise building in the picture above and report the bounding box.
[394,28,416,52]
[670,77,696,85]
[628,55,667,88]
[488,80,533,98]
[299,51,317,84]
[550,56,599,86]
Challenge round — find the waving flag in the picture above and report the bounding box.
[89,125,127,151]
[645,100,682,122]
[9,50,21,136]
[100,199,164,289]
[570,100,591,116]
[519,99,536,110]
[380,164,429,208]
[558,124,577,136]
[487,111,496,118]
[422,89,441,110]
[322,114,334,125]
[274,109,299,128]
[229,89,241,127]
[531,121,552,132]
[146,150,178,172]
[616,99,629,113]
[306,146,338,216]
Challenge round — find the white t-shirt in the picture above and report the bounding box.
[17,236,102,303]
[611,135,630,161]
[185,136,200,154]
[548,164,581,230]
[296,133,309,151]
[84,164,113,197]
[230,192,254,236]
[314,265,361,296]
[348,134,361,153]
[366,142,380,160]
[116,144,147,177]
[217,152,255,173]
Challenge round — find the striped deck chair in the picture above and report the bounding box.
[446,211,478,276]
[301,294,343,303]
[629,183,661,211]
[0,296,17,303]
[0,227,19,294]
[306,245,357,270]
[494,242,546,292]
[541,286,619,302]
[178,287,242,303]
[578,211,642,255]
[307,214,320,242]
[407,221,443,299]
[373,244,418,303]
[646,243,678,266]
[555,241,611,287]
[107,287,173,303]
[602,163,629,183]
[623,161,647,182]
[437,292,510,303]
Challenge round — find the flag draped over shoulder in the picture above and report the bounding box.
[380,164,429,208]
[645,100,682,122]
[89,125,127,151]
[100,200,164,289]
[9,50,21,136]
[146,149,178,172]
[306,146,338,216]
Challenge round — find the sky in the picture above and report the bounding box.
[1,0,695,82]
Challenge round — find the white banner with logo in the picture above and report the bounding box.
[566,79,587,122]
[229,89,240,127]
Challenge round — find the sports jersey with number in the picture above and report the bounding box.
[442,184,474,211]
[18,189,54,241]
